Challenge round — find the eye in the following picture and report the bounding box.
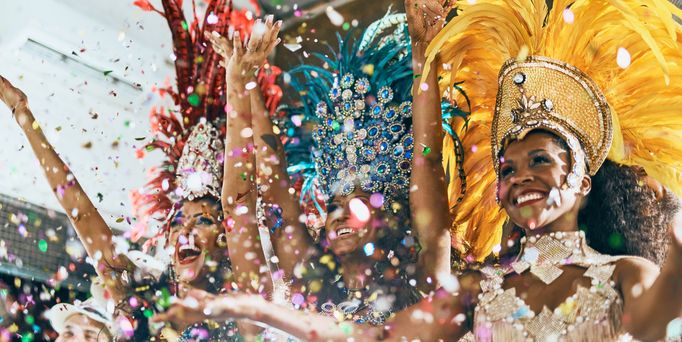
[326,203,340,212]
[169,218,183,230]
[530,155,551,166]
[197,216,215,225]
[500,165,514,179]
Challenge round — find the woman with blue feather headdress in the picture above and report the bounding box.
[154,10,458,333]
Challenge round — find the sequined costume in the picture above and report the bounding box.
[474,232,633,341]
[421,0,682,340]
[128,1,282,340]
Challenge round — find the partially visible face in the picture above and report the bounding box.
[56,314,109,342]
[168,198,225,283]
[498,131,590,231]
[325,189,383,257]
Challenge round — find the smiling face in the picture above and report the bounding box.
[325,189,383,257]
[498,131,591,232]
[168,197,226,284]
[55,314,109,342]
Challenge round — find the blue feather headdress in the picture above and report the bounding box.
[285,14,414,216]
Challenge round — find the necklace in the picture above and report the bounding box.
[510,230,615,284]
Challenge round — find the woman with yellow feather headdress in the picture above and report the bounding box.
[427,0,682,263]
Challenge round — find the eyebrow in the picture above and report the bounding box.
[174,211,212,219]
[528,149,547,155]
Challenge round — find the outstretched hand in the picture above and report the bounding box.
[405,0,447,44]
[206,15,282,82]
[151,289,263,327]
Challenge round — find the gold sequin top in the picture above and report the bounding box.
[470,231,631,341]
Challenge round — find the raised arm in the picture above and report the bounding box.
[209,27,271,296]
[0,75,127,300]
[244,15,316,279]
[405,0,452,292]
[154,285,474,341]
[618,218,682,340]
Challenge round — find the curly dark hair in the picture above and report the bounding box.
[496,131,679,265]
[579,159,679,265]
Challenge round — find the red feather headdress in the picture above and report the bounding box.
[130,0,283,241]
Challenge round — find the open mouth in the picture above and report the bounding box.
[176,238,202,264]
[513,191,546,207]
[333,227,357,239]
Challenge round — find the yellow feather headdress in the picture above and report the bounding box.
[424,0,682,260]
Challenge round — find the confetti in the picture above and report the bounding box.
[363,243,375,256]
[325,6,344,26]
[38,240,47,253]
[349,198,370,223]
[283,43,302,52]
[563,8,575,23]
[187,93,201,107]
[617,47,631,69]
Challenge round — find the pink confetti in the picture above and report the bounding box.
[349,198,370,223]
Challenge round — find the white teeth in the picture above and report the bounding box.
[179,244,200,252]
[516,192,544,205]
[337,228,354,236]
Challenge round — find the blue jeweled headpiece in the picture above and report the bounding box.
[286,14,414,210]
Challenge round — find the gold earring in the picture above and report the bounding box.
[216,233,227,248]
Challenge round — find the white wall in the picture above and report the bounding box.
[0,0,233,233]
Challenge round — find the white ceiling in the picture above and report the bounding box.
[0,0,254,232]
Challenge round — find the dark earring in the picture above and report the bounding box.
[216,233,227,248]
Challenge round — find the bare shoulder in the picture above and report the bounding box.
[614,256,660,287]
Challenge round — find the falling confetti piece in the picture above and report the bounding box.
[563,8,575,23]
[103,70,113,76]
[362,64,375,76]
[187,93,201,107]
[617,47,631,69]
[38,240,48,253]
[284,43,302,52]
[245,81,257,90]
[369,193,384,208]
[422,145,431,156]
[325,6,344,26]
[349,198,370,223]
[206,12,219,25]
[363,243,375,256]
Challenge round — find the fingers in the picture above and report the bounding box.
[233,31,244,57]
[206,31,232,59]
[247,19,264,52]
